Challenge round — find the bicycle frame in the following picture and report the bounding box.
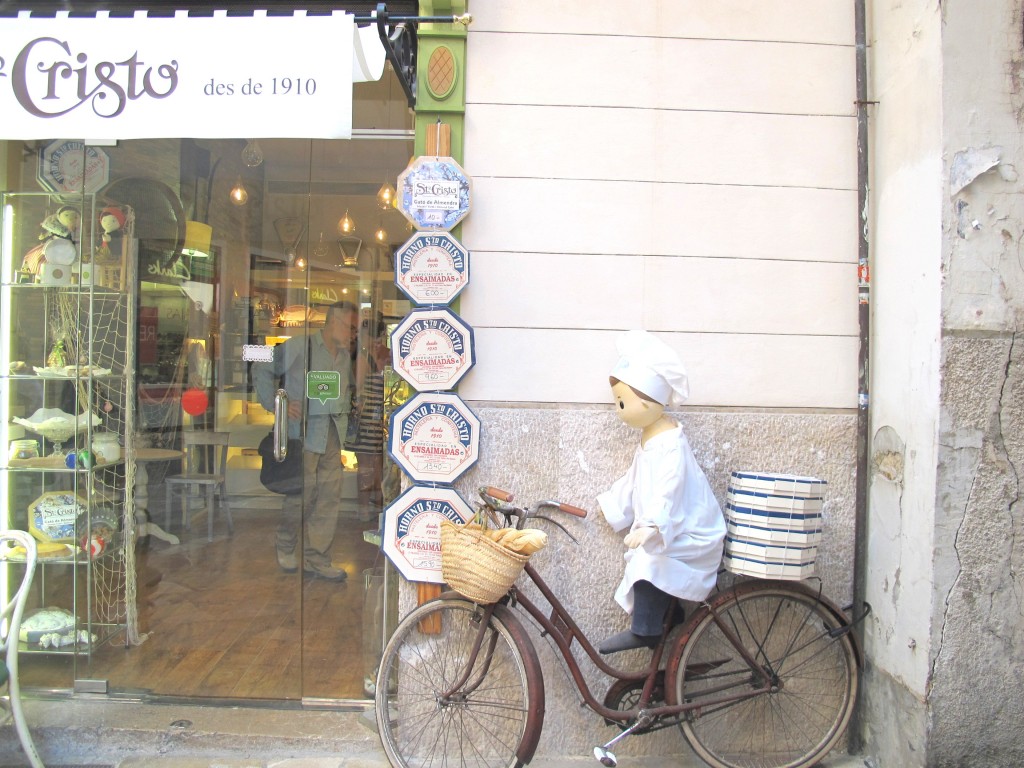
[410,489,866,768]
[509,561,783,727]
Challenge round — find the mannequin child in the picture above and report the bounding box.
[597,330,727,654]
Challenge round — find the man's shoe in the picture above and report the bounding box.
[276,547,298,573]
[598,630,659,655]
[304,559,348,581]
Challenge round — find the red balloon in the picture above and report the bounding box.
[181,388,209,416]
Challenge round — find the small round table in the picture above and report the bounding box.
[135,448,184,545]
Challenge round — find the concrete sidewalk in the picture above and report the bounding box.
[0,697,870,767]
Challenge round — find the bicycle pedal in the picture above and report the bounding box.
[593,746,617,766]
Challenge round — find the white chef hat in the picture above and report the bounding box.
[609,330,689,406]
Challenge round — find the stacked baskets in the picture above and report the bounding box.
[723,471,825,580]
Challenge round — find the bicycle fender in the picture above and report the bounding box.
[490,602,546,766]
[744,579,866,668]
[663,606,712,706]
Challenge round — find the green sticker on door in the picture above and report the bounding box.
[307,371,341,404]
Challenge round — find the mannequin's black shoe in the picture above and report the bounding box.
[598,630,659,655]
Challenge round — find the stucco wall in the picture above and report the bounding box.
[434,406,855,758]
[860,0,937,761]
[866,0,1024,764]
[930,0,1024,763]
[862,0,943,763]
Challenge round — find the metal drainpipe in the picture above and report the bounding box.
[849,0,871,754]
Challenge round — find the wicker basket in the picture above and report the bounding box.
[440,519,530,604]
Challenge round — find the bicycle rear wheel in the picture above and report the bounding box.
[376,597,540,768]
[673,583,858,768]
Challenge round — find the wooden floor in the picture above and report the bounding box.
[20,501,388,702]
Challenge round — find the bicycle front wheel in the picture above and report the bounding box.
[376,597,540,768]
[673,583,859,768]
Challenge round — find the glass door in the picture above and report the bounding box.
[4,125,411,701]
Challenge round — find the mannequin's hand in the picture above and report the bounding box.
[624,526,657,549]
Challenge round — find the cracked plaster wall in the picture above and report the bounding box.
[932,336,1024,764]
[927,0,1024,764]
[397,405,857,758]
[868,0,1024,763]
[863,1,943,763]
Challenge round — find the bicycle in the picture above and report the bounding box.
[376,486,869,768]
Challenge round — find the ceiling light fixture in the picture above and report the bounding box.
[377,179,396,210]
[338,209,355,235]
[242,139,264,168]
[229,178,248,206]
[312,231,329,259]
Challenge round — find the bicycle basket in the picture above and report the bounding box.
[440,519,530,604]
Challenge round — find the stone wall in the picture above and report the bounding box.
[405,404,859,757]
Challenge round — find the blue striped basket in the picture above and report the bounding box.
[723,471,826,580]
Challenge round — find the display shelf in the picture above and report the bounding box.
[0,191,137,657]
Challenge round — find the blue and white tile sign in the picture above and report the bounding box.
[382,485,474,583]
[394,231,470,306]
[391,307,475,392]
[396,155,472,231]
[388,392,480,485]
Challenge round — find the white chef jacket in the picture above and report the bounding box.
[598,425,726,613]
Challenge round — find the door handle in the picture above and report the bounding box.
[273,388,289,461]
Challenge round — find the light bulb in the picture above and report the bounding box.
[229,179,248,206]
[374,221,388,243]
[242,139,264,168]
[294,255,307,271]
[377,180,396,210]
[338,210,355,235]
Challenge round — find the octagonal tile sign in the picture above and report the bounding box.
[388,392,480,485]
[29,491,85,544]
[381,485,474,584]
[397,155,472,231]
[391,307,475,392]
[394,231,470,306]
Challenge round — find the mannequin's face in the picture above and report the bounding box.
[58,208,80,230]
[611,381,665,430]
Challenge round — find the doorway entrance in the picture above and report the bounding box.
[9,82,413,703]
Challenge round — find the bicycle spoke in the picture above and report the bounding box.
[677,586,858,768]
[378,599,534,768]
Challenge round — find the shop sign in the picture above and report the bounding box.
[388,392,480,485]
[0,11,384,140]
[382,485,474,584]
[36,140,109,194]
[139,250,190,285]
[395,231,470,306]
[391,308,474,392]
[397,156,472,231]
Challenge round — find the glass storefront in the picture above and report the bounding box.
[0,61,413,702]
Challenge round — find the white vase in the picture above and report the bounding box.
[91,433,121,463]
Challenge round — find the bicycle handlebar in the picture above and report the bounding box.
[553,501,588,518]
[478,486,588,543]
[481,486,515,503]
